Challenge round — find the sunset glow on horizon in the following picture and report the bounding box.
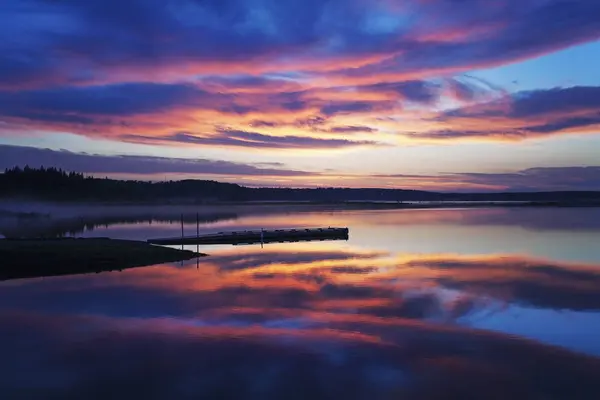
[0,0,599,191]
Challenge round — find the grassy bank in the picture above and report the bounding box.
[0,238,204,281]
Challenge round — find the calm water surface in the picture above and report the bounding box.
[1,207,600,399]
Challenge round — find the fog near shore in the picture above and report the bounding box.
[0,199,293,219]
[0,199,339,239]
[2,199,600,240]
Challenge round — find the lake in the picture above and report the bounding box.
[1,207,600,399]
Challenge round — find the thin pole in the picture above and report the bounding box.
[181,214,184,251]
[196,212,200,268]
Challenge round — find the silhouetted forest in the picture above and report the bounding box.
[0,166,244,201]
[1,166,600,203]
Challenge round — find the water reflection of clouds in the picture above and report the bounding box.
[408,255,600,311]
[2,243,600,397]
[2,247,599,332]
[3,208,600,398]
[1,309,600,399]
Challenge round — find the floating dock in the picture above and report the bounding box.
[148,227,349,246]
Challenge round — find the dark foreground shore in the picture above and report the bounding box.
[0,238,204,281]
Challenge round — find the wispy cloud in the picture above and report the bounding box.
[327,126,377,134]
[404,86,600,141]
[121,130,383,150]
[0,81,390,149]
[373,167,600,192]
[0,145,312,177]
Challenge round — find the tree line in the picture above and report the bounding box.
[0,166,245,201]
[1,166,599,203]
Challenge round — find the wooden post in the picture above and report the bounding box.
[181,214,184,251]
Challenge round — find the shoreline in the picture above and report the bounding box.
[0,238,204,281]
[2,199,600,216]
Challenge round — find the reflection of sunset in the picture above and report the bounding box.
[2,219,600,397]
[2,302,600,399]
[10,245,599,322]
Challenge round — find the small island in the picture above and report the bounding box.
[0,238,204,281]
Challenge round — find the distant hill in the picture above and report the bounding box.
[1,166,599,203]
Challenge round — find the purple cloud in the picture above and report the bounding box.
[526,115,600,134]
[0,0,599,159]
[451,167,600,192]
[293,116,328,129]
[376,167,600,192]
[321,101,377,116]
[328,126,377,134]
[410,86,600,140]
[2,0,598,89]
[329,1,600,81]
[122,130,382,149]
[0,145,312,176]
[199,75,303,92]
[364,80,442,104]
[0,83,207,117]
[443,86,600,120]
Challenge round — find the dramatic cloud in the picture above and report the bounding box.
[0,0,599,182]
[0,145,312,176]
[0,81,391,149]
[408,86,600,141]
[0,81,306,122]
[0,83,207,117]
[1,0,599,88]
[326,1,600,83]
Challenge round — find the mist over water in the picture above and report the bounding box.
[1,207,600,398]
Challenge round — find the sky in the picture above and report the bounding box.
[0,0,599,192]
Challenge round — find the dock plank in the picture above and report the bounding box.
[148,227,349,245]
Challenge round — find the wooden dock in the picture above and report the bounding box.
[148,227,349,246]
